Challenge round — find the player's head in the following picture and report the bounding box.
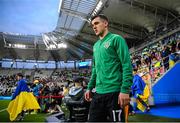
[16,73,23,80]
[91,14,109,36]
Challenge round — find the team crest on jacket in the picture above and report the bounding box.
[104,42,110,49]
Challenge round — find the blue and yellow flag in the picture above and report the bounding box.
[7,79,40,121]
[131,75,150,112]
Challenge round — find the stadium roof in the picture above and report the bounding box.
[0,0,180,62]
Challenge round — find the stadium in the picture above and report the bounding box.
[0,0,180,122]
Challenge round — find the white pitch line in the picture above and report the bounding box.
[0,108,7,113]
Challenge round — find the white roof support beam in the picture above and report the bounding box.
[60,8,89,22]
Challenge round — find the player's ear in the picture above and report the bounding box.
[104,21,108,28]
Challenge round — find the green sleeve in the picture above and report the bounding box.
[87,56,96,90]
[114,36,133,94]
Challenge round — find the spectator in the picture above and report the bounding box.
[161,45,171,71]
[7,73,40,121]
[131,69,150,112]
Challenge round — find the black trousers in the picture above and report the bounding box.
[88,92,125,122]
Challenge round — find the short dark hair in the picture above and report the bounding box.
[91,14,109,22]
[74,77,84,83]
[17,73,23,78]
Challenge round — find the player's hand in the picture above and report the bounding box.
[85,90,92,102]
[118,93,130,108]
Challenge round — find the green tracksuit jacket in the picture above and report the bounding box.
[87,32,133,94]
